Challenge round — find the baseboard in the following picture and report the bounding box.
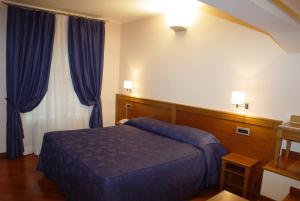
[0,152,36,159]
[290,187,300,198]
[0,152,6,159]
[259,195,276,201]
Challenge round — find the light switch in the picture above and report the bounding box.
[236,127,250,136]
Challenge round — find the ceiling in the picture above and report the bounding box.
[200,0,300,53]
[11,0,192,23]
[8,0,300,53]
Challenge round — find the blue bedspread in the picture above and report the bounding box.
[38,121,226,201]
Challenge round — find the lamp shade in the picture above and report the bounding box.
[231,91,245,105]
[123,80,133,90]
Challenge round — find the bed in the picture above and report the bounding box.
[37,117,227,201]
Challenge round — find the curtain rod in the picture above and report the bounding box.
[2,0,109,22]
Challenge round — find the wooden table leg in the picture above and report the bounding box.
[274,130,283,166]
[249,164,258,198]
[220,160,226,191]
[228,172,232,187]
[243,168,250,198]
[286,140,292,158]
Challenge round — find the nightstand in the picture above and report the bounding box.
[220,153,259,198]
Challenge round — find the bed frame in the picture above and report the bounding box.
[115,94,282,195]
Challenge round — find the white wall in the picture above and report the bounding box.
[261,170,300,200]
[102,22,121,126]
[0,3,7,153]
[119,9,300,151]
[0,5,121,153]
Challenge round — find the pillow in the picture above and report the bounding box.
[125,117,221,149]
[125,117,177,137]
[174,125,220,149]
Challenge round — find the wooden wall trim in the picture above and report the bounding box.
[175,104,280,128]
[116,94,281,128]
[116,94,173,109]
[171,104,176,124]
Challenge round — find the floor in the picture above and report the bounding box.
[0,155,65,201]
[0,155,218,201]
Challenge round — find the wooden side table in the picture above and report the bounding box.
[207,190,249,201]
[220,153,259,198]
[274,115,300,166]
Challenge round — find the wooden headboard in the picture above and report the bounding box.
[116,94,282,194]
[116,94,281,164]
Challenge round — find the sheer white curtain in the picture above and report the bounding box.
[22,15,91,155]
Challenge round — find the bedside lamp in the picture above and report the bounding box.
[231,91,249,109]
[123,80,133,92]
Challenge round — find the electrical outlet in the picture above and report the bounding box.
[126,103,132,109]
[236,127,250,136]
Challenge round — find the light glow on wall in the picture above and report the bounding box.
[123,80,133,91]
[231,91,245,105]
[140,0,202,28]
[231,91,249,115]
[165,0,200,27]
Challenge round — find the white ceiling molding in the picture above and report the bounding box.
[199,0,300,53]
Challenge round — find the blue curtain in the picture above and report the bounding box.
[68,16,105,128]
[6,6,55,159]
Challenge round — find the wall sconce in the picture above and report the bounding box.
[231,91,249,109]
[123,80,133,92]
[166,0,199,32]
[170,26,187,32]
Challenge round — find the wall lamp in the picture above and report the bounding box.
[170,26,187,32]
[231,91,249,109]
[166,0,199,32]
[123,80,133,92]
